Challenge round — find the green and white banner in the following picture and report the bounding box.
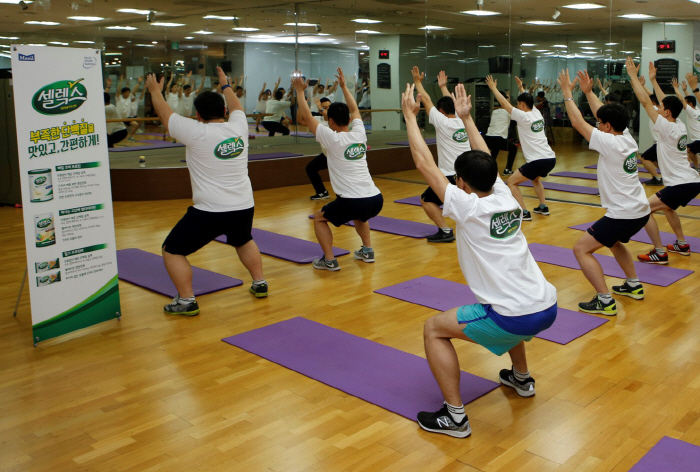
[12,46,121,344]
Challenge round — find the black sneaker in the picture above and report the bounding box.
[426,228,455,243]
[164,296,200,316]
[249,282,269,298]
[499,368,536,397]
[645,177,663,186]
[532,205,549,216]
[310,191,330,200]
[417,404,471,438]
[503,169,514,175]
[313,256,340,271]
[578,295,617,316]
[522,210,532,221]
[612,282,644,300]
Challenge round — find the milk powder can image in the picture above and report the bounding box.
[34,213,56,247]
[36,271,61,287]
[28,169,53,202]
[35,257,60,272]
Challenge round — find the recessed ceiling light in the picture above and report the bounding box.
[193,30,213,34]
[618,13,654,18]
[562,3,605,9]
[0,0,33,3]
[184,36,194,39]
[249,34,276,39]
[604,49,614,51]
[48,41,68,45]
[575,40,595,43]
[461,10,501,16]
[152,41,158,44]
[317,33,330,36]
[117,8,150,14]
[580,46,598,49]
[352,19,382,23]
[284,22,317,27]
[0,36,19,40]
[621,50,636,53]
[135,44,155,47]
[104,52,122,55]
[418,25,453,30]
[605,42,619,45]
[232,27,259,31]
[0,44,10,48]
[581,51,598,54]
[203,15,238,20]
[151,22,185,27]
[25,21,60,25]
[533,49,549,52]
[478,44,496,48]
[68,16,104,21]
[521,43,537,46]
[28,43,46,46]
[106,26,137,30]
[664,22,687,25]
[552,44,567,47]
[355,29,381,34]
[73,40,95,44]
[526,20,563,25]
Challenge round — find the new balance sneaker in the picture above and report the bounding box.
[666,241,690,256]
[499,369,536,397]
[612,282,644,300]
[416,405,471,438]
[164,296,200,316]
[310,191,330,200]
[578,295,617,316]
[532,205,550,216]
[426,228,455,243]
[354,246,375,263]
[645,177,663,186]
[313,256,340,271]
[637,249,668,265]
[522,210,532,221]
[249,282,269,298]
[503,168,514,175]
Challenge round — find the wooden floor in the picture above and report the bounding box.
[2,143,700,472]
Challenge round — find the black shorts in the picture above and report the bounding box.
[641,143,657,162]
[163,206,254,256]
[421,175,456,206]
[322,194,384,227]
[657,182,700,210]
[587,214,650,248]
[688,140,700,155]
[519,158,556,180]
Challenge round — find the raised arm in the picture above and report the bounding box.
[411,66,434,114]
[272,77,281,94]
[176,76,184,98]
[686,73,700,103]
[131,76,141,97]
[577,70,603,117]
[293,73,318,134]
[165,74,174,96]
[648,61,666,101]
[627,57,659,123]
[145,74,173,128]
[596,77,608,95]
[216,66,243,113]
[452,83,488,153]
[559,69,594,141]
[671,78,685,102]
[337,67,361,121]
[117,75,125,93]
[637,75,653,96]
[104,77,112,94]
[514,76,525,94]
[437,70,451,97]
[258,82,267,100]
[485,75,514,114]
[194,73,206,95]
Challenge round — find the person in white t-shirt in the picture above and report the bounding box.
[628,59,700,264]
[674,76,700,171]
[262,88,294,136]
[176,72,205,118]
[401,83,557,438]
[412,66,471,243]
[299,97,333,200]
[293,67,383,271]
[164,74,182,112]
[486,76,556,221]
[484,91,518,174]
[104,92,128,148]
[563,69,650,315]
[113,76,141,142]
[253,78,277,132]
[145,67,268,316]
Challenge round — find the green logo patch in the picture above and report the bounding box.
[36,218,52,229]
[623,152,638,174]
[32,79,87,115]
[678,134,687,151]
[214,137,245,159]
[34,176,47,185]
[452,129,468,143]
[344,143,367,160]
[530,120,544,132]
[490,209,522,239]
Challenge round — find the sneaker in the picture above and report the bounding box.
[667,241,691,256]
[313,256,340,271]
[310,191,330,200]
[522,210,532,221]
[532,205,550,216]
[128,137,137,142]
[499,368,536,397]
[164,296,200,316]
[645,177,664,186]
[426,229,455,243]
[637,249,669,265]
[578,295,617,316]
[503,168,514,175]
[249,282,268,298]
[354,246,375,263]
[416,405,471,438]
[612,282,644,300]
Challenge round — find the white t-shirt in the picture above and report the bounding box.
[315,115,330,153]
[684,105,700,142]
[263,99,290,122]
[166,92,180,112]
[510,108,555,162]
[486,108,510,139]
[254,98,267,113]
[177,93,195,117]
[315,118,380,198]
[312,91,328,112]
[105,105,126,134]
[358,91,371,108]
[429,107,471,176]
[442,179,557,317]
[589,128,650,219]
[653,117,700,187]
[167,111,254,212]
[115,95,132,119]
[130,96,140,117]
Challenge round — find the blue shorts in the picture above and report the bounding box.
[457,303,557,356]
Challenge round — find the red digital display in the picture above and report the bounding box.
[379,50,389,59]
[656,40,675,53]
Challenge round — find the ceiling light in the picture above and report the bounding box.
[106,26,137,30]
[25,21,60,25]
[521,43,536,46]
[74,40,95,44]
[478,44,496,48]
[203,15,238,20]
[0,44,10,48]
[526,20,563,25]
[552,44,567,47]
[284,22,317,27]
[193,30,213,34]
[184,36,194,39]
[150,22,185,27]
[605,42,619,45]
[664,22,687,25]
[117,8,150,14]
[232,27,259,31]
[249,34,276,39]
[562,3,605,9]
[104,52,122,55]
[461,10,500,16]
[604,49,613,51]
[355,29,381,34]
[575,40,595,43]
[68,16,104,21]
[0,36,19,40]
[0,0,33,3]
[621,50,636,53]
[317,33,330,36]
[581,51,598,54]
[418,25,453,30]
[618,13,654,19]
[352,19,382,23]
[135,44,155,47]
[580,46,598,49]
[533,49,550,52]
[28,43,46,46]
[49,41,68,45]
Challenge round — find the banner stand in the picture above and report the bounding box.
[12,267,27,318]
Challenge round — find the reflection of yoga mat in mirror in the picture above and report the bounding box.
[551,171,651,183]
[569,221,700,254]
[117,248,242,297]
[629,436,700,472]
[386,138,436,146]
[518,180,600,195]
[529,243,693,286]
[222,317,499,420]
[215,228,349,264]
[394,196,442,208]
[308,214,436,238]
[109,141,185,152]
[374,276,607,345]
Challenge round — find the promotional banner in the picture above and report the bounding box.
[695,50,700,76]
[11,46,121,344]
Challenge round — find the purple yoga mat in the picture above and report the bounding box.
[629,436,700,471]
[386,138,436,146]
[519,181,600,195]
[222,317,499,420]
[374,276,607,345]
[109,141,184,152]
[117,248,242,297]
[585,164,658,174]
[215,228,349,263]
[309,215,436,238]
[569,221,700,254]
[394,196,442,209]
[551,171,650,183]
[529,243,693,287]
[180,151,304,164]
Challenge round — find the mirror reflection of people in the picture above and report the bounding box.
[176,71,205,118]
[484,90,518,175]
[300,97,332,200]
[253,79,276,132]
[262,87,295,136]
[104,92,128,148]
[114,75,142,142]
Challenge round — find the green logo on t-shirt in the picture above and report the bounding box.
[623,152,638,174]
[678,135,687,151]
[490,209,522,239]
[531,120,544,132]
[452,129,468,143]
[214,137,245,159]
[344,143,367,160]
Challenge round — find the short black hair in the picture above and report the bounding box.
[604,93,619,103]
[193,91,226,121]
[597,103,629,132]
[537,91,545,98]
[649,94,659,106]
[436,96,456,115]
[686,95,697,107]
[213,81,220,86]
[517,92,534,109]
[104,92,111,105]
[274,89,284,100]
[454,150,498,193]
[319,97,331,104]
[183,84,192,91]
[235,86,243,91]
[327,102,350,127]
[121,87,131,94]
[662,95,683,118]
